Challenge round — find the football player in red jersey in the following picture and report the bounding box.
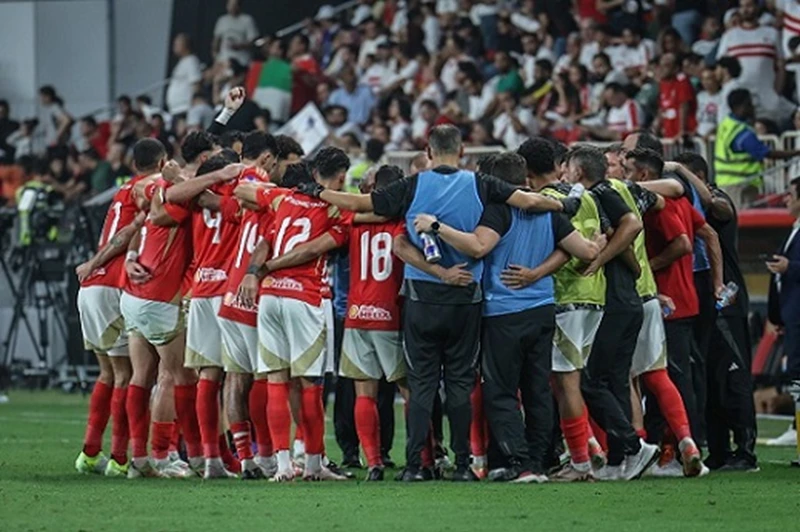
[339,165,410,481]
[238,149,352,481]
[73,139,161,478]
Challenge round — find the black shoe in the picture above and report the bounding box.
[241,467,266,480]
[367,466,385,481]
[326,461,355,479]
[719,456,759,472]
[704,454,730,471]
[381,453,396,469]
[341,454,364,469]
[450,466,480,482]
[397,466,426,482]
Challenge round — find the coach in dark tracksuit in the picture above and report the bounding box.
[414,153,598,481]
[300,125,572,481]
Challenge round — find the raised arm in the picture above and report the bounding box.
[165,163,243,204]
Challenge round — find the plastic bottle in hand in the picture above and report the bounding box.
[420,232,442,263]
[715,281,739,310]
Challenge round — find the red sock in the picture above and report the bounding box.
[169,423,180,454]
[126,384,151,459]
[588,413,608,451]
[231,421,254,461]
[355,396,382,467]
[267,383,291,451]
[110,386,128,464]
[151,421,173,460]
[300,386,325,455]
[249,380,272,456]
[220,433,241,472]
[196,379,221,458]
[561,411,590,465]
[469,379,487,457]
[295,424,304,443]
[174,384,203,458]
[83,380,112,457]
[641,369,692,441]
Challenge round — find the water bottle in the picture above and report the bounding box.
[568,183,585,198]
[420,232,442,263]
[715,281,739,310]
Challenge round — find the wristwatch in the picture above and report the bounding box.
[431,221,441,234]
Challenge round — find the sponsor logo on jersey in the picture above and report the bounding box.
[195,268,228,283]
[348,304,393,322]
[262,276,304,291]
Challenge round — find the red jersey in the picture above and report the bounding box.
[644,197,705,320]
[659,74,697,138]
[344,219,405,331]
[82,174,147,289]
[259,190,348,306]
[219,186,287,326]
[124,179,193,303]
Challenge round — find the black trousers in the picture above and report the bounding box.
[404,300,481,469]
[785,320,800,381]
[645,318,699,442]
[706,316,757,464]
[691,270,716,443]
[482,305,555,474]
[332,316,397,460]
[582,308,643,465]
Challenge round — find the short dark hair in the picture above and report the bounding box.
[374,164,404,190]
[242,131,278,160]
[391,97,412,121]
[219,130,245,150]
[196,153,231,177]
[631,130,663,157]
[294,33,310,50]
[132,138,166,172]
[593,52,611,67]
[282,161,315,188]
[603,143,624,155]
[136,94,152,105]
[427,124,462,156]
[489,152,527,186]
[535,58,554,74]
[717,56,742,78]
[567,146,607,183]
[728,88,752,111]
[181,131,216,163]
[117,94,132,106]
[673,152,709,180]
[365,138,385,162]
[517,137,556,176]
[313,146,350,180]
[476,154,497,174]
[218,148,241,164]
[626,148,664,177]
[325,104,349,119]
[605,82,626,94]
[80,115,98,128]
[0,99,9,110]
[39,85,57,99]
[275,135,304,160]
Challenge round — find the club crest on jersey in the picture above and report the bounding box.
[348,304,392,322]
[262,276,304,291]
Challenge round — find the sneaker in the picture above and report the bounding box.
[436,455,454,471]
[588,440,607,471]
[550,463,593,482]
[622,440,660,480]
[341,454,364,469]
[450,466,480,482]
[75,451,108,475]
[255,455,278,478]
[241,466,267,480]
[649,458,683,478]
[203,458,238,480]
[719,456,760,473]
[188,456,205,476]
[304,466,348,481]
[367,466,385,481]
[396,466,427,482]
[127,458,164,479]
[324,460,355,479]
[270,468,296,482]
[382,453,396,469]
[492,465,548,484]
[155,458,195,479]
[594,464,623,481]
[104,458,129,477]
[678,439,704,478]
[488,467,509,481]
[765,425,797,447]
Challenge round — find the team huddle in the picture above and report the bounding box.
[72,120,754,483]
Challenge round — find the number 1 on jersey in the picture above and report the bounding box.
[359,231,393,282]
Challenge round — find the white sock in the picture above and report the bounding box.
[132,457,149,469]
[293,439,305,457]
[277,450,292,471]
[206,457,224,468]
[678,437,696,454]
[572,460,591,473]
[305,453,322,473]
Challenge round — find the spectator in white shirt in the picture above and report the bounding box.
[360,41,394,93]
[493,91,538,150]
[213,0,258,66]
[439,35,474,94]
[696,67,723,138]
[422,3,441,55]
[579,21,616,72]
[582,82,642,140]
[692,16,721,58]
[520,33,556,87]
[715,56,742,127]
[386,96,413,150]
[166,34,203,115]
[554,33,582,75]
[38,86,73,149]
[358,18,388,69]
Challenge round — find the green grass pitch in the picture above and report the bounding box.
[0,391,798,531]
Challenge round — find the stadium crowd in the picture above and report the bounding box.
[1,0,800,484]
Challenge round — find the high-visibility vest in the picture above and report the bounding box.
[713,116,764,189]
